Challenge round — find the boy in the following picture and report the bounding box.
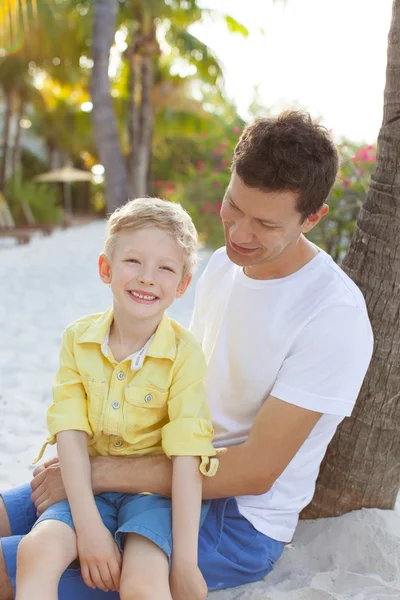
[15,198,217,600]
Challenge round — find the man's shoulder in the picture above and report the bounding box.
[314,251,368,314]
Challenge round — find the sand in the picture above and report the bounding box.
[1,222,399,599]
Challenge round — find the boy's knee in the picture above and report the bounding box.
[120,577,169,600]
[17,533,44,566]
[17,528,61,567]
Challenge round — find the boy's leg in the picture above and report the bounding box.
[120,533,171,600]
[16,520,77,600]
[198,497,285,592]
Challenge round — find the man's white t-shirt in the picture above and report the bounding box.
[190,246,373,542]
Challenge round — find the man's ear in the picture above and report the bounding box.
[176,274,192,298]
[99,254,112,285]
[302,204,329,233]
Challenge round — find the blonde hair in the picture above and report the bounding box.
[104,197,198,277]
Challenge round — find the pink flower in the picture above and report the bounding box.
[202,202,215,214]
[343,179,351,188]
[216,202,223,212]
[233,126,241,134]
[214,180,221,188]
[165,182,175,193]
[221,160,229,168]
[213,168,221,174]
[197,161,205,171]
[155,180,163,187]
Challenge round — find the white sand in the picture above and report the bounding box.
[0,222,399,599]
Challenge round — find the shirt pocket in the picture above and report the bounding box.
[123,385,169,437]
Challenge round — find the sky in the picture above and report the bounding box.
[191,0,393,143]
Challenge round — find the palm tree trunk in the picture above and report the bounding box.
[302,0,400,519]
[127,45,140,197]
[90,0,128,211]
[0,89,13,192]
[134,52,153,197]
[11,99,24,180]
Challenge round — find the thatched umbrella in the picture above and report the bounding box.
[34,166,93,214]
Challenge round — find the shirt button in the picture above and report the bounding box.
[117,371,125,380]
[144,393,153,403]
[112,401,120,409]
[114,441,123,447]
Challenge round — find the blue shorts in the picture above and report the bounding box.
[34,492,212,561]
[1,484,284,597]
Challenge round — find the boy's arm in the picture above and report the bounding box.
[169,456,208,600]
[171,456,202,565]
[56,430,101,532]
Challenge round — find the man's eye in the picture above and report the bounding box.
[260,223,275,229]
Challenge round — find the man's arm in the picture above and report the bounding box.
[31,396,321,513]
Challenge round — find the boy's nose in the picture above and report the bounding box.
[138,271,155,285]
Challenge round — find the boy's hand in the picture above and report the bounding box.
[170,563,208,600]
[77,524,122,592]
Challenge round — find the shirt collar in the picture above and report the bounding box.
[77,308,177,365]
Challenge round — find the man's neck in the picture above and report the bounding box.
[244,236,319,281]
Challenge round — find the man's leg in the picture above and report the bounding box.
[0,498,11,538]
[198,497,285,592]
[0,485,39,600]
[0,495,13,598]
[0,542,14,600]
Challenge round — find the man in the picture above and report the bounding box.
[0,111,373,599]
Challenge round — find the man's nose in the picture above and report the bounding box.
[229,217,254,244]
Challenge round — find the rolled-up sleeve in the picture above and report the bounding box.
[162,341,218,476]
[47,328,93,442]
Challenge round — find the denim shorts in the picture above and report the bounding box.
[1,484,285,597]
[34,492,211,559]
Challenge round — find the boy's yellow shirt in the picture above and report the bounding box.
[35,308,218,476]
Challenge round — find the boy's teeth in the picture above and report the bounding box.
[132,291,156,300]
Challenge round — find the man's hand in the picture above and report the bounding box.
[170,563,208,600]
[31,457,67,514]
[77,524,122,592]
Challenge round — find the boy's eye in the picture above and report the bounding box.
[161,266,175,273]
[126,258,139,263]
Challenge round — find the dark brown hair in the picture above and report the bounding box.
[232,111,339,220]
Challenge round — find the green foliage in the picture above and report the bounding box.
[6,178,63,225]
[307,141,376,262]
[155,122,242,246]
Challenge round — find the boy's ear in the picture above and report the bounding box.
[99,254,112,284]
[176,274,192,298]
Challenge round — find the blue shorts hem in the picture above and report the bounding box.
[115,524,172,561]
